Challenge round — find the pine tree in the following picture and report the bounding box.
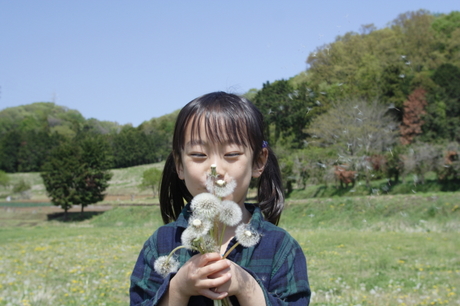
[41,137,112,220]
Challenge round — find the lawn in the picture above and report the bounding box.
[0,194,459,305]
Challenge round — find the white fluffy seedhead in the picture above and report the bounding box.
[214,179,236,198]
[218,200,242,227]
[205,175,216,194]
[188,215,212,237]
[181,227,197,250]
[154,255,180,278]
[190,193,221,219]
[206,175,237,198]
[200,235,219,253]
[235,223,261,248]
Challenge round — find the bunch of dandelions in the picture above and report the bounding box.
[153,164,261,301]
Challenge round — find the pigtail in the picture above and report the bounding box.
[159,152,192,224]
[257,147,284,225]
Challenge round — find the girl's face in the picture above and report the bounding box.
[176,121,266,207]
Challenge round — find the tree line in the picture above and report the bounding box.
[248,10,460,193]
[0,103,177,173]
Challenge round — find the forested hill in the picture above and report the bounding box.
[249,10,460,149]
[1,9,460,185]
[0,102,179,173]
[0,102,122,137]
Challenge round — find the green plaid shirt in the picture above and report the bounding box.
[130,204,310,305]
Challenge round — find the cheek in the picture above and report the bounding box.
[183,166,207,188]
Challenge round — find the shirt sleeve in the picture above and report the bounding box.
[129,228,176,306]
[242,230,311,306]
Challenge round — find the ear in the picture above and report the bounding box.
[252,148,268,178]
[174,154,185,180]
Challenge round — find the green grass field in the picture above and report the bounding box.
[1,193,459,305]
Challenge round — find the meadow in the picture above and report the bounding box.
[1,192,459,306]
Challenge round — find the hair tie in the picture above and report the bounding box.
[262,140,268,148]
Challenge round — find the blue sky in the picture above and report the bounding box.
[1,1,458,127]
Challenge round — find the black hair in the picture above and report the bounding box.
[159,92,284,225]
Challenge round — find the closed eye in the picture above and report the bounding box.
[225,152,242,158]
[190,152,206,157]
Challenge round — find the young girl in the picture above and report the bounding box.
[130,92,310,305]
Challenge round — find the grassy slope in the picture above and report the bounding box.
[0,162,165,203]
[1,194,459,305]
[1,162,459,204]
[1,165,459,305]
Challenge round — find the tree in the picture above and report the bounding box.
[41,137,112,219]
[383,145,406,183]
[306,99,399,157]
[391,10,437,71]
[380,63,412,113]
[109,126,154,168]
[422,64,460,142]
[431,11,460,38]
[0,130,21,172]
[17,130,64,172]
[400,88,428,145]
[77,137,113,213]
[253,80,294,145]
[138,168,162,197]
[402,142,443,184]
[306,99,399,186]
[41,141,81,219]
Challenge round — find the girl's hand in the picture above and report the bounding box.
[210,261,266,305]
[170,252,232,300]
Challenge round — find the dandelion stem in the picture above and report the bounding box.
[167,245,189,260]
[222,297,231,306]
[222,242,240,259]
[219,223,226,250]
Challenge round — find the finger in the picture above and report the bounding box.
[199,252,222,266]
[208,266,231,279]
[207,271,232,289]
[199,259,231,277]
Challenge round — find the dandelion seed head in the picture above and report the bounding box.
[214,179,236,197]
[218,200,242,226]
[191,193,220,219]
[200,235,219,253]
[181,227,199,250]
[154,256,180,278]
[188,215,212,237]
[235,224,261,247]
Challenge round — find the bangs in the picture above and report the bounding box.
[173,92,264,160]
[185,110,251,148]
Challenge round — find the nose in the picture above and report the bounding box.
[210,158,226,179]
